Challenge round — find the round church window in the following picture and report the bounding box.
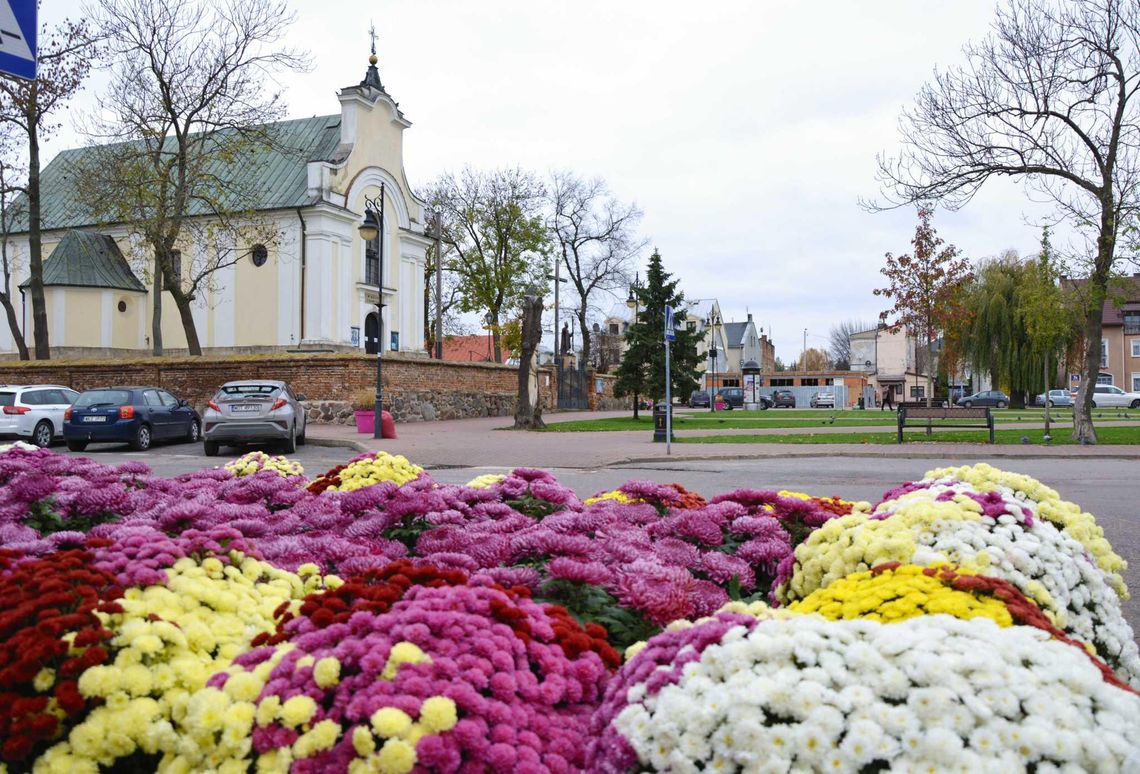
[251,244,268,267]
[117,300,127,313]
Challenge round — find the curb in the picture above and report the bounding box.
[304,436,370,453]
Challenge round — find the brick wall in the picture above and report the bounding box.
[0,353,626,422]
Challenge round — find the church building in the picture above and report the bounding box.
[1,48,430,358]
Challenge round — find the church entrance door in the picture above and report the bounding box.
[365,312,381,354]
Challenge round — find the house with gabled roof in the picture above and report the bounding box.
[1,46,432,358]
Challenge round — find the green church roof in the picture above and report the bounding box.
[13,114,344,233]
[19,230,146,292]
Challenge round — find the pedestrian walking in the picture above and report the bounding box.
[881,388,894,411]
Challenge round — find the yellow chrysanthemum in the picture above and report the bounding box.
[584,489,640,506]
[376,738,416,774]
[465,473,507,489]
[790,564,1014,626]
[280,695,317,728]
[325,452,423,492]
[313,657,341,688]
[371,707,413,738]
[418,696,458,734]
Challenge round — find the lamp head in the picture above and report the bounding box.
[358,209,380,241]
[626,288,637,309]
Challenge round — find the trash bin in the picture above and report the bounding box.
[653,402,673,443]
[857,396,865,410]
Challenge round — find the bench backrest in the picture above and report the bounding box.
[903,406,989,420]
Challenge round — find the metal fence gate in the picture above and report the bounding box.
[557,362,588,409]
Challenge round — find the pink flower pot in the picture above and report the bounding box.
[354,410,398,438]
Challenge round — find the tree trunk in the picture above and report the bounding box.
[162,267,202,355]
[513,294,544,429]
[26,94,49,359]
[151,257,163,355]
[578,308,591,368]
[0,293,28,359]
[1072,203,1116,444]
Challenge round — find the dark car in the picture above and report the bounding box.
[956,390,1010,408]
[689,390,711,408]
[64,386,201,451]
[771,390,796,408]
[717,388,745,409]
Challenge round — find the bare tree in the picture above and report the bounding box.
[827,319,874,370]
[0,125,28,359]
[871,0,1140,443]
[548,171,645,367]
[432,167,550,363]
[513,293,545,429]
[0,17,98,359]
[79,0,309,355]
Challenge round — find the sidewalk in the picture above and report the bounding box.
[307,410,1140,469]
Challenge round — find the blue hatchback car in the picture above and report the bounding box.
[64,386,201,452]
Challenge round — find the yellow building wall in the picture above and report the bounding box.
[233,244,278,346]
[112,293,142,348]
[61,289,104,348]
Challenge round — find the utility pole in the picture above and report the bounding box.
[433,209,443,360]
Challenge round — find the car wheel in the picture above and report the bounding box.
[963,401,973,407]
[203,440,219,457]
[131,424,152,451]
[281,424,296,454]
[996,400,1007,409]
[1047,400,1055,408]
[66,440,88,452]
[1131,399,1140,409]
[186,420,200,443]
[297,423,306,446]
[32,420,53,448]
[1091,401,1097,408]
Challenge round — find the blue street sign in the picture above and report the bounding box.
[0,0,35,81]
[664,305,675,341]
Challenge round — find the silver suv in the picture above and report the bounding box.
[202,380,307,456]
[0,384,81,447]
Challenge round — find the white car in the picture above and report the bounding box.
[0,384,81,447]
[1091,384,1140,409]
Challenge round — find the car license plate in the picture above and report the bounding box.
[82,415,107,423]
[232,404,260,413]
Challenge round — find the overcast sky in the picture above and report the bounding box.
[46,0,1064,363]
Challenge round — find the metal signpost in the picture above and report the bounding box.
[0,1,36,81]
[664,316,672,454]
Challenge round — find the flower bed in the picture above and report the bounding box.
[0,448,1137,772]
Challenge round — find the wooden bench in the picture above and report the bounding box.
[897,405,994,443]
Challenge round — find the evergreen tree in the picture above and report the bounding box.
[614,250,701,412]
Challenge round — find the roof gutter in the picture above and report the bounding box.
[296,208,307,342]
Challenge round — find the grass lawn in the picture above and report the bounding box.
[542,407,1140,433]
[675,425,1140,445]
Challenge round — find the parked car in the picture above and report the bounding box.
[0,384,80,447]
[1090,384,1140,409]
[956,390,1010,408]
[688,390,711,408]
[716,388,745,410]
[809,391,835,409]
[202,380,307,456]
[771,390,796,408]
[64,386,201,451]
[1035,389,1075,408]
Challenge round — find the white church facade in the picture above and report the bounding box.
[1,53,430,358]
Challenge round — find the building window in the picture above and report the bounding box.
[365,235,380,286]
[824,378,834,385]
[117,300,127,313]
[1133,373,1140,392]
[251,244,268,267]
[1101,338,1108,368]
[910,385,926,398]
[1124,311,1140,335]
[801,378,819,387]
[770,377,793,387]
[1132,338,1140,358]
[1097,373,1114,385]
[723,379,740,387]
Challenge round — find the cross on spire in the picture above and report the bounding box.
[369,21,377,55]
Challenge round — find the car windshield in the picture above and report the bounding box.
[74,390,131,407]
[219,384,280,398]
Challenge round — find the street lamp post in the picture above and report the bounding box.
[357,184,386,440]
[432,208,443,360]
[707,312,720,412]
[626,274,641,419]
